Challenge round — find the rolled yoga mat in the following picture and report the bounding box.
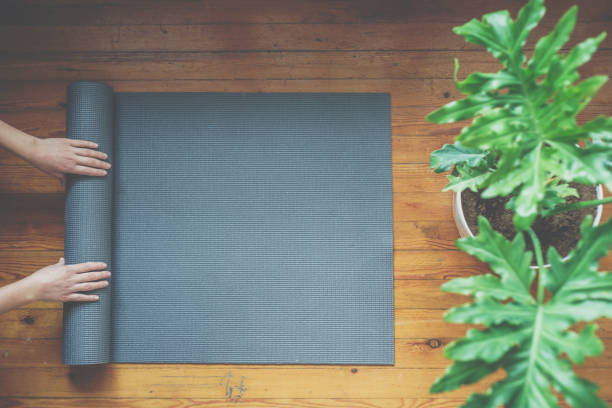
[63,82,393,365]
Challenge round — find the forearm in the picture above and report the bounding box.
[0,119,39,162]
[0,277,40,315]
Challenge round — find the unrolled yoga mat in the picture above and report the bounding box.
[63,81,393,365]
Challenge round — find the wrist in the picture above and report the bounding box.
[0,277,40,314]
[19,133,42,164]
[16,274,43,304]
[0,120,41,163]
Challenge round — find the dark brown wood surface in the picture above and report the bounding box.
[0,0,611,406]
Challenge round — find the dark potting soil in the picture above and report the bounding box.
[461,183,598,257]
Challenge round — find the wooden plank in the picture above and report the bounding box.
[0,364,608,399]
[0,193,64,251]
[0,398,477,408]
[0,365,508,399]
[0,51,611,82]
[0,22,608,53]
[0,308,63,339]
[0,163,63,194]
[2,0,610,25]
[0,250,64,283]
[0,397,604,408]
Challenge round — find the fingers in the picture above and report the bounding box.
[69,261,107,273]
[75,155,111,170]
[72,147,108,160]
[65,293,99,302]
[72,165,107,177]
[58,257,65,265]
[73,280,109,292]
[69,139,98,149]
[75,270,111,283]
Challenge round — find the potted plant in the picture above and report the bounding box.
[426,0,612,406]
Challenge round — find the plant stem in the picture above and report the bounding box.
[542,196,612,217]
[526,228,546,304]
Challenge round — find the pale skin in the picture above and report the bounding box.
[0,119,111,314]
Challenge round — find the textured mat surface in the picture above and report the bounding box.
[63,82,393,365]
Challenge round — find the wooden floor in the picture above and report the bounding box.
[0,0,611,406]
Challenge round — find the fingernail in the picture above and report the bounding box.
[94,295,100,300]
[102,263,107,268]
[102,170,108,175]
[103,153,108,159]
[105,163,111,169]
[93,143,99,148]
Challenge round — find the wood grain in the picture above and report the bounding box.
[0,398,478,408]
[1,0,611,406]
[2,0,610,25]
[0,22,609,53]
[1,51,611,82]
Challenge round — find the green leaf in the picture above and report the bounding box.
[480,149,529,198]
[544,216,612,298]
[457,110,527,150]
[540,75,608,124]
[562,32,607,79]
[430,359,503,394]
[511,0,546,62]
[432,216,612,407]
[445,325,531,363]
[442,274,532,304]
[456,217,535,293]
[445,298,536,326]
[430,143,488,173]
[548,116,612,145]
[549,142,612,192]
[547,359,607,408]
[456,70,519,95]
[529,5,577,75]
[539,180,578,212]
[453,14,512,64]
[426,94,519,124]
[443,163,490,192]
[511,146,547,230]
[585,116,612,146]
[542,324,603,364]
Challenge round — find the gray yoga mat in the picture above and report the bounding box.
[63,81,393,365]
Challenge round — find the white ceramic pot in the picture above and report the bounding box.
[452,185,604,268]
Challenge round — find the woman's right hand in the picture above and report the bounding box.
[26,258,111,302]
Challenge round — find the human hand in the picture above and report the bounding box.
[26,258,111,302]
[30,138,110,184]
